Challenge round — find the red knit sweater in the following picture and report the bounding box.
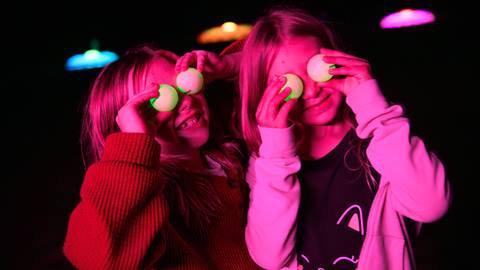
[63,133,262,270]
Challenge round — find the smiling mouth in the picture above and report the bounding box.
[303,95,329,111]
[176,114,202,130]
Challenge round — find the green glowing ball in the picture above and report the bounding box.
[150,84,179,111]
[307,54,335,82]
[280,73,304,101]
[176,67,204,95]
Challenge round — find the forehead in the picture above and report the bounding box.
[270,36,320,75]
[147,57,176,86]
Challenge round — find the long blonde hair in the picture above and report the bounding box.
[81,44,246,228]
[239,8,339,154]
[239,8,378,190]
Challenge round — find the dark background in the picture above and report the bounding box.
[4,0,475,269]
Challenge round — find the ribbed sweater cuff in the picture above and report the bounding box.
[102,133,160,167]
[258,125,297,159]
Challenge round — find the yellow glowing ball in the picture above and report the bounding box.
[280,73,304,101]
[307,54,335,82]
[176,68,204,95]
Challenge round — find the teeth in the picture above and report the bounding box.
[179,116,199,129]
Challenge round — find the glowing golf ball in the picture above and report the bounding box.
[176,67,204,95]
[150,84,179,112]
[279,73,304,101]
[307,54,335,82]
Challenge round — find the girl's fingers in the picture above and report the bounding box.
[176,52,196,73]
[197,55,205,73]
[320,48,355,58]
[320,48,351,57]
[183,53,196,71]
[323,56,368,67]
[320,48,367,63]
[276,98,297,122]
[328,66,356,76]
[267,87,292,116]
[264,76,287,103]
[256,85,270,120]
[125,88,159,107]
[256,96,266,121]
[257,76,286,116]
[129,90,161,117]
[175,53,189,73]
[329,66,372,80]
[317,80,345,92]
[191,50,206,72]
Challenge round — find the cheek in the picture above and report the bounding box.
[155,113,175,128]
[301,92,345,124]
[197,96,210,121]
[329,91,345,108]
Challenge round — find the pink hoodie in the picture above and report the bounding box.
[245,79,451,270]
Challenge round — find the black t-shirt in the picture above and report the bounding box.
[296,129,377,270]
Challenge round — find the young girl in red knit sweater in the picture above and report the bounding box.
[63,44,261,270]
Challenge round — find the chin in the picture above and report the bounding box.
[301,109,339,126]
[179,127,210,148]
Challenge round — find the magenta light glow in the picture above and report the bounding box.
[380,9,436,29]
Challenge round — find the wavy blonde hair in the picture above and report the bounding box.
[81,44,246,228]
[239,7,378,190]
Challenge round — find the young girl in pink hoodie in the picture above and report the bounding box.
[236,7,452,270]
[177,8,452,269]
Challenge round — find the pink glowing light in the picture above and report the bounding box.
[380,9,436,29]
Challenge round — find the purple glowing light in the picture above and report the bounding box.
[380,9,436,29]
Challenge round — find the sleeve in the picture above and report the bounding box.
[63,133,169,270]
[245,125,301,270]
[346,80,452,223]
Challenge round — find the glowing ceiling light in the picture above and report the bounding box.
[380,8,436,29]
[198,22,251,44]
[221,22,238,32]
[84,49,101,60]
[65,39,119,71]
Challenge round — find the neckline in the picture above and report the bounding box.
[301,128,356,164]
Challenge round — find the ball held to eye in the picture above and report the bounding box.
[279,73,304,101]
[307,54,335,82]
[150,84,179,112]
[176,67,204,95]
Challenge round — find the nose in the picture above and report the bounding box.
[302,81,322,100]
[177,94,196,112]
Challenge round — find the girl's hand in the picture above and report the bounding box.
[116,84,173,136]
[318,48,373,96]
[256,76,298,128]
[175,50,240,83]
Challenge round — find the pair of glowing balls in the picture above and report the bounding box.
[150,53,334,111]
[280,54,336,101]
[150,68,204,111]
